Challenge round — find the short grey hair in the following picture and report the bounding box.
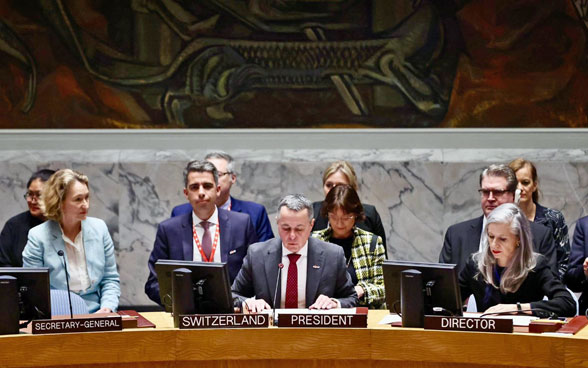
[205,151,234,173]
[184,160,218,187]
[475,203,537,294]
[479,164,518,193]
[277,194,314,220]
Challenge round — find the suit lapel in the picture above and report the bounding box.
[467,216,484,255]
[181,214,194,261]
[219,209,231,262]
[305,238,324,307]
[230,196,243,213]
[48,220,67,259]
[81,220,97,282]
[264,239,282,308]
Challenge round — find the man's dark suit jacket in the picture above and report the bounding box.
[171,196,274,241]
[311,201,387,251]
[145,209,258,305]
[0,211,43,267]
[439,215,557,275]
[231,237,358,308]
[564,216,588,313]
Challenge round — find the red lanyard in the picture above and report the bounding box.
[192,222,220,262]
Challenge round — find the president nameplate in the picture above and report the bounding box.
[32,316,123,334]
[424,316,513,333]
[278,313,367,328]
[179,314,270,329]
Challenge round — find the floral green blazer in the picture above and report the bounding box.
[312,226,386,308]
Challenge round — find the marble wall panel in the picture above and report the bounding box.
[1,149,588,307]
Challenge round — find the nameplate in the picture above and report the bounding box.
[32,316,123,334]
[179,314,270,329]
[277,313,367,328]
[424,316,513,333]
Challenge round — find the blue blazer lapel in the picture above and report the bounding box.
[181,214,194,261]
[81,220,99,283]
[230,196,243,213]
[218,209,232,262]
[48,220,67,258]
[264,239,282,308]
[305,238,325,307]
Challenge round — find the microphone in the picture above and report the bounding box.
[272,263,284,325]
[57,250,74,319]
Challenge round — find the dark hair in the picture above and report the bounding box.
[479,164,517,193]
[508,158,540,203]
[184,160,218,187]
[320,185,366,223]
[27,169,56,188]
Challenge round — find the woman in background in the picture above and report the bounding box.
[23,169,120,313]
[312,185,386,308]
[459,203,574,317]
[508,158,570,278]
[312,160,387,252]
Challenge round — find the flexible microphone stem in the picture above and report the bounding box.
[272,263,284,326]
[57,250,74,319]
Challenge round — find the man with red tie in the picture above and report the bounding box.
[145,160,258,305]
[232,194,357,312]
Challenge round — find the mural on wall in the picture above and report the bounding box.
[0,0,586,128]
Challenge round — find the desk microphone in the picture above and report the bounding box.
[272,263,284,325]
[57,250,74,319]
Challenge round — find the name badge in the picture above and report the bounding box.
[179,314,270,329]
[32,316,123,334]
[424,316,513,333]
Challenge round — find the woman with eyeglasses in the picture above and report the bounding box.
[23,169,120,313]
[508,158,570,279]
[311,185,386,308]
[459,203,575,317]
[0,169,55,267]
[312,161,387,252]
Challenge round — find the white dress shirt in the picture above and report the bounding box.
[219,197,231,211]
[61,229,91,293]
[192,208,221,263]
[479,215,488,252]
[280,242,308,308]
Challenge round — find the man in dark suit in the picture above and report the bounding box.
[171,151,274,241]
[439,164,557,275]
[145,160,258,305]
[564,216,588,314]
[232,194,357,312]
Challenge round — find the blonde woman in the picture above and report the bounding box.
[459,203,574,317]
[23,169,120,313]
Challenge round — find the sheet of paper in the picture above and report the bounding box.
[379,314,402,325]
[463,312,539,326]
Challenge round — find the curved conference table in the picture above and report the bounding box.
[1,310,588,368]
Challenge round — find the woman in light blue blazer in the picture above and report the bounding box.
[23,169,120,313]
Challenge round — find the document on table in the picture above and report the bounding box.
[379,314,402,325]
[463,312,539,326]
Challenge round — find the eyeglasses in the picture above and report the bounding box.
[327,213,356,224]
[24,191,41,200]
[478,189,510,198]
[217,171,232,177]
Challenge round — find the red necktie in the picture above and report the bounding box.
[285,253,301,308]
[200,221,212,259]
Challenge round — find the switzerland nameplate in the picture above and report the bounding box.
[424,316,513,333]
[32,316,123,334]
[179,314,270,329]
[277,313,367,328]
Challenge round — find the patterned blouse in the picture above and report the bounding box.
[312,226,386,308]
[535,203,570,279]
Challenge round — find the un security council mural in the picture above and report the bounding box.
[1,0,587,128]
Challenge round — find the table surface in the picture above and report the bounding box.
[1,310,587,368]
